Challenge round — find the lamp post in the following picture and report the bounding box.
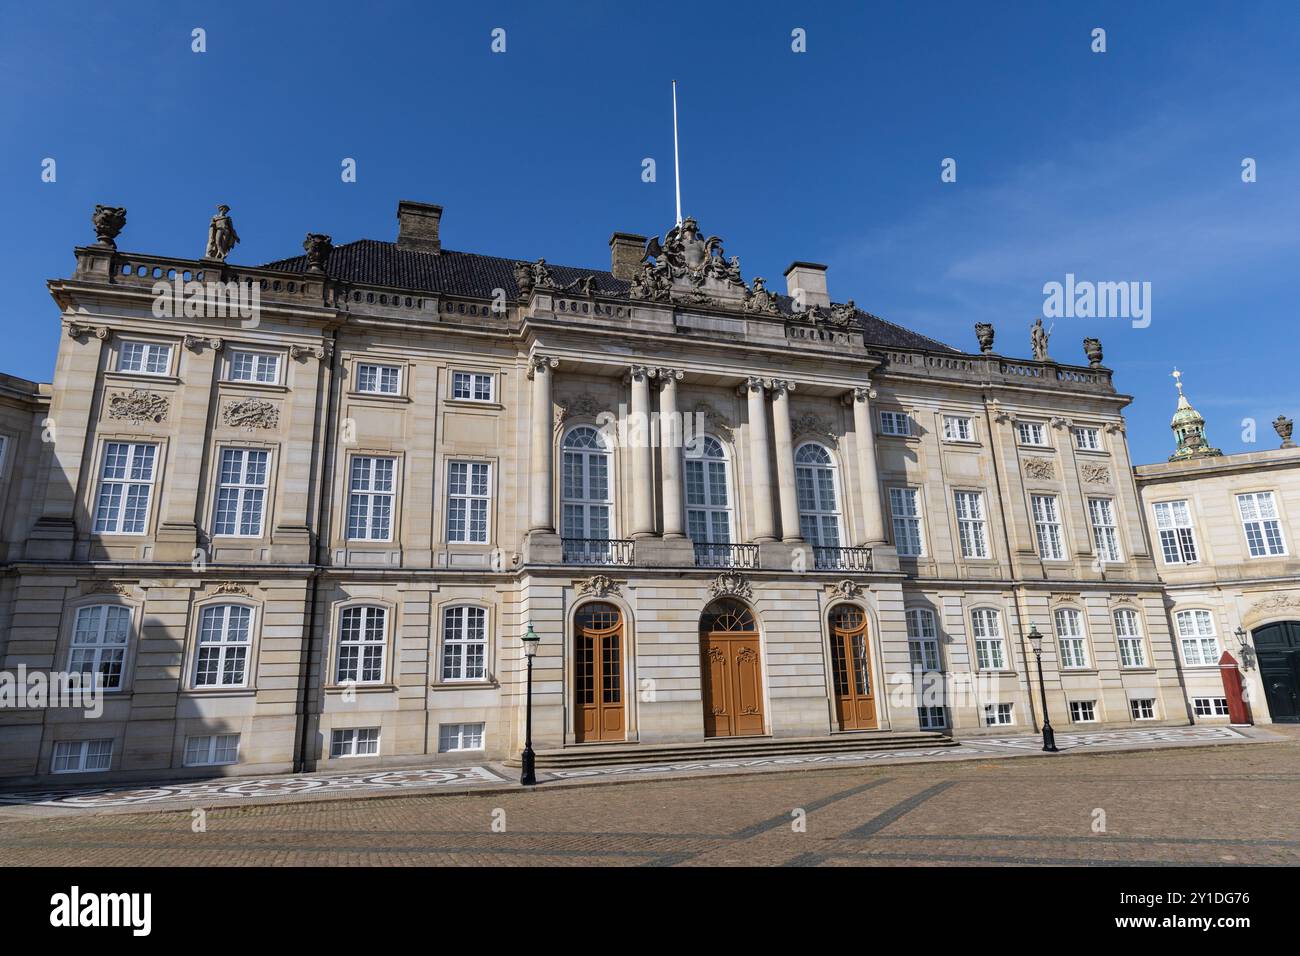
[520,622,540,786]
[1234,626,1253,669]
[1028,625,1059,753]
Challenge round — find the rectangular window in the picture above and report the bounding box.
[1017,422,1047,446]
[446,461,490,544]
[906,608,941,670]
[889,487,924,556]
[1192,697,1230,717]
[971,608,1006,670]
[330,728,380,758]
[1031,494,1065,560]
[441,606,488,681]
[878,411,912,437]
[117,341,171,375]
[229,350,280,384]
[213,448,269,537]
[1073,426,1103,451]
[1153,500,1198,564]
[438,723,486,752]
[1114,609,1147,668]
[917,706,947,730]
[1175,609,1220,666]
[942,415,973,442]
[347,456,395,540]
[983,703,1014,726]
[184,734,240,767]
[93,442,157,534]
[1237,492,1287,557]
[68,605,131,691]
[51,739,113,774]
[954,491,989,559]
[194,605,252,687]
[1088,497,1121,563]
[356,362,401,395]
[1054,608,1089,669]
[1129,698,1156,721]
[452,371,494,402]
[1069,700,1097,723]
[336,606,387,684]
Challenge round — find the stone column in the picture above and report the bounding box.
[770,379,802,542]
[629,365,655,537]
[742,376,777,542]
[657,368,685,538]
[850,385,886,545]
[527,355,558,533]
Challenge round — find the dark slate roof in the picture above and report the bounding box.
[261,238,957,353]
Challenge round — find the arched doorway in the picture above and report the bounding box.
[574,602,624,742]
[1254,621,1300,723]
[699,599,765,737]
[829,604,878,730]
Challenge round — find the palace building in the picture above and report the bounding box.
[0,198,1292,784]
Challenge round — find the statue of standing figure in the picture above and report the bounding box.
[205,204,240,261]
[1031,318,1051,362]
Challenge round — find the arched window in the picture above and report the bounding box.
[441,605,487,681]
[195,604,253,687]
[685,435,732,548]
[561,426,612,540]
[68,605,131,691]
[700,598,756,633]
[795,443,842,548]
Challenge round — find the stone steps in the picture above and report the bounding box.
[504,731,958,768]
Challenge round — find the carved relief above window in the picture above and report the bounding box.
[1079,462,1111,484]
[791,411,842,447]
[553,392,604,431]
[575,574,622,597]
[709,571,752,601]
[221,398,280,431]
[107,389,169,424]
[1022,457,1055,481]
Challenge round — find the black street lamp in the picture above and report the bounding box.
[520,622,540,786]
[1027,625,1059,753]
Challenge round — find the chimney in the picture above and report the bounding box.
[396,200,443,254]
[783,261,830,309]
[609,232,647,281]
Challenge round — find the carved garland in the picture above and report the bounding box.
[107,389,169,424]
[222,398,280,431]
[1079,463,1111,484]
[1022,457,1055,481]
[709,571,752,601]
[575,575,622,598]
[826,580,865,600]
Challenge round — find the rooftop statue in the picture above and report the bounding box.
[204,204,240,261]
[974,322,995,353]
[641,217,742,288]
[1031,318,1051,362]
[92,205,127,249]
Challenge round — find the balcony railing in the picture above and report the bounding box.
[813,546,873,572]
[561,538,634,566]
[693,542,760,569]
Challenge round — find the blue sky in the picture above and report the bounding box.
[2,1,1296,465]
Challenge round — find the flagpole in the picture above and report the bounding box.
[672,80,682,227]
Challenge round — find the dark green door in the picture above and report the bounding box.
[1254,621,1300,723]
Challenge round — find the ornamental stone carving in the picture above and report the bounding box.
[526,354,559,379]
[828,300,859,328]
[108,389,169,424]
[1022,457,1055,481]
[289,342,332,362]
[1274,415,1295,448]
[1243,592,1300,628]
[212,582,251,596]
[974,322,995,353]
[709,571,752,601]
[1031,318,1051,362]
[690,401,734,440]
[641,217,741,288]
[222,398,280,431]
[791,411,841,445]
[92,205,127,248]
[1082,336,1104,368]
[184,334,223,352]
[515,259,556,298]
[303,233,333,273]
[204,204,240,261]
[554,392,603,430]
[826,580,865,600]
[743,276,780,315]
[1080,463,1111,484]
[66,322,110,342]
[82,581,130,596]
[576,575,622,598]
[1104,420,1126,435]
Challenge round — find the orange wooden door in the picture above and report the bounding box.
[701,634,766,737]
[830,605,878,730]
[575,603,624,742]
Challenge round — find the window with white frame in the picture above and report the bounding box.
[1054,608,1089,669]
[336,606,387,684]
[93,442,157,534]
[971,608,1006,670]
[356,362,401,395]
[213,448,269,537]
[1175,609,1220,666]
[906,608,941,671]
[917,706,947,730]
[1017,421,1047,446]
[684,436,733,546]
[1069,700,1097,723]
[879,411,912,437]
[943,415,974,442]
[1193,697,1229,717]
[1153,500,1198,564]
[117,340,171,375]
[1114,609,1147,668]
[441,605,487,681]
[1073,426,1103,451]
[452,370,493,402]
[954,491,989,558]
[194,604,253,687]
[184,734,240,767]
[1129,698,1156,720]
[795,444,843,549]
[446,461,490,543]
[438,723,485,752]
[983,703,1013,726]
[51,739,113,773]
[229,350,280,384]
[561,426,612,540]
[1237,492,1287,557]
[889,487,924,556]
[68,605,131,691]
[330,728,380,757]
[1031,494,1065,560]
[347,456,396,540]
[1088,497,1121,563]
